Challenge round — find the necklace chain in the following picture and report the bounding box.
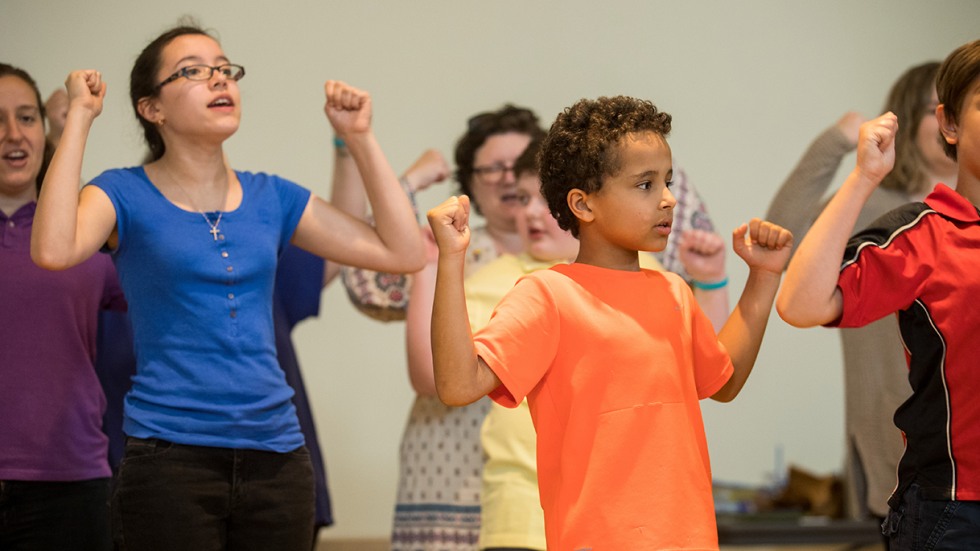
[162,166,229,242]
[200,211,223,241]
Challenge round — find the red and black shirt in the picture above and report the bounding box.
[829,184,980,506]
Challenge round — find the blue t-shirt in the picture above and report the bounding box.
[89,166,310,452]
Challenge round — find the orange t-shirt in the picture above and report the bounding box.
[474,263,733,550]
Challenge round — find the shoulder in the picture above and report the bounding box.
[236,170,310,204]
[851,202,934,245]
[235,170,300,189]
[89,166,144,188]
[842,201,939,268]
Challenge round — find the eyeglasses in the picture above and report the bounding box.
[155,64,245,91]
[472,162,516,184]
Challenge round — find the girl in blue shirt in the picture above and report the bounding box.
[32,23,424,551]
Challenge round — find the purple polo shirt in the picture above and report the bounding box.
[0,201,126,481]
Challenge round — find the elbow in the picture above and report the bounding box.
[435,385,474,408]
[408,371,438,398]
[712,390,736,403]
[404,252,427,274]
[711,379,740,403]
[386,247,427,275]
[775,294,823,329]
[774,294,799,325]
[30,246,73,271]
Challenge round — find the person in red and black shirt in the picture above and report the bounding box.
[778,39,980,550]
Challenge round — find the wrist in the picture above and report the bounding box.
[400,174,416,193]
[691,276,729,291]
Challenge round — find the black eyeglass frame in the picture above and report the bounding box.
[471,162,517,184]
[155,64,245,92]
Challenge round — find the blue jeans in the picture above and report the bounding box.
[0,478,111,551]
[884,483,980,550]
[111,437,314,551]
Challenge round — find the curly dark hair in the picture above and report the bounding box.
[130,19,214,161]
[539,95,671,237]
[937,39,980,161]
[453,104,546,214]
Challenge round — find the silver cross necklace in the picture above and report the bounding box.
[164,168,229,241]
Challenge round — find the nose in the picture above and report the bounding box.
[1,113,23,142]
[662,185,677,209]
[209,67,229,87]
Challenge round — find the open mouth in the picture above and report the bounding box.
[208,96,234,108]
[2,150,29,165]
[500,192,519,205]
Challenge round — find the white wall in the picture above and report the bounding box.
[4,0,977,539]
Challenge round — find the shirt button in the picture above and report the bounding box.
[226,266,233,272]
[221,251,229,258]
[227,293,235,300]
[7,221,13,227]
[230,309,237,318]
[218,235,225,241]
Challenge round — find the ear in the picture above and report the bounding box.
[137,96,164,125]
[567,188,594,225]
[937,103,959,147]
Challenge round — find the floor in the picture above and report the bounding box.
[314,538,885,551]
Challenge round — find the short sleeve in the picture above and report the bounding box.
[475,274,560,408]
[831,228,933,329]
[688,292,733,399]
[268,174,312,252]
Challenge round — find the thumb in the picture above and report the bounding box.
[731,223,749,256]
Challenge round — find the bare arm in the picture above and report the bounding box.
[322,142,361,286]
[776,113,897,328]
[678,229,729,332]
[427,196,501,406]
[32,70,117,270]
[404,229,439,396]
[711,219,793,402]
[292,81,424,274]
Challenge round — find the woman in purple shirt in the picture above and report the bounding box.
[0,62,125,551]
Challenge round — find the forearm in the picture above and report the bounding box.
[32,108,99,269]
[693,284,729,333]
[343,132,424,271]
[765,126,852,244]
[431,252,500,406]
[776,168,874,327]
[328,142,368,220]
[406,261,437,396]
[713,268,782,402]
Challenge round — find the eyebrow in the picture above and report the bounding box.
[170,54,230,69]
[630,168,674,181]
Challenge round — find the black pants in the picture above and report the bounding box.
[0,478,111,551]
[111,438,314,551]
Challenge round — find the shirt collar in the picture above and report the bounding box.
[924,183,980,223]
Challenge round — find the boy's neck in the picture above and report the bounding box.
[573,237,643,271]
[955,168,980,208]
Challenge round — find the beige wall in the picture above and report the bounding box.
[4,0,977,539]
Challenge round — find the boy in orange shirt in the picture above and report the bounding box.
[428,95,793,549]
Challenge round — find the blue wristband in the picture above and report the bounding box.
[691,276,728,290]
[333,136,346,149]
